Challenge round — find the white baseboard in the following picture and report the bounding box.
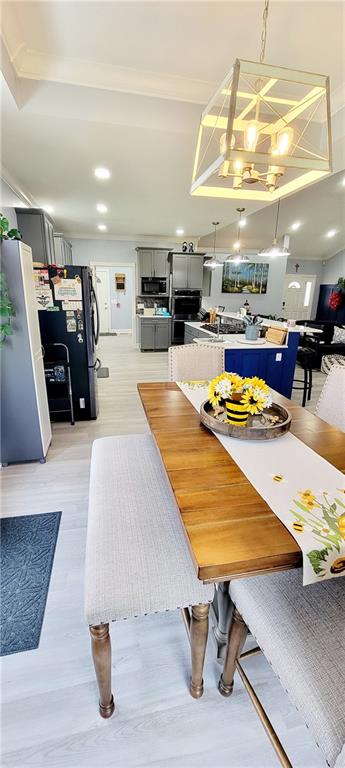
[110,328,132,335]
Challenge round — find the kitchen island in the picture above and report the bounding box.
[184,321,300,398]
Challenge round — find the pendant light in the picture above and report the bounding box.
[225,208,249,263]
[258,199,291,257]
[191,0,331,202]
[204,221,223,269]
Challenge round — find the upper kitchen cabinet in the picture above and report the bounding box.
[136,248,170,279]
[54,233,73,265]
[15,208,56,265]
[170,252,205,290]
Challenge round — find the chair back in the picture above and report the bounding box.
[168,344,224,382]
[315,365,345,432]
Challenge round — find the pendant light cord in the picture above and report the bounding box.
[260,0,269,64]
[212,221,219,256]
[274,198,280,240]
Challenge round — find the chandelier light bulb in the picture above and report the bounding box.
[233,240,241,251]
[275,126,294,155]
[244,121,259,152]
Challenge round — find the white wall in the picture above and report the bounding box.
[322,250,345,284]
[286,258,323,318]
[202,254,288,317]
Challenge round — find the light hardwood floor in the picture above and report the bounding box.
[1,335,327,768]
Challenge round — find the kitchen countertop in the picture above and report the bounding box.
[215,311,322,335]
[136,314,171,319]
[185,321,287,350]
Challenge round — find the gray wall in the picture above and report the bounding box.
[70,237,177,267]
[202,254,288,317]
[322,250,345,284]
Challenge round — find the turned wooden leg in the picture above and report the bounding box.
[213,581,233,663]
[189,603,209,699]
[218,607,248,697]
[89,623,115,718]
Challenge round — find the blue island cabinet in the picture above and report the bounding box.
[224,332,299,398]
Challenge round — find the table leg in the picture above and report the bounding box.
[218,608,248,697]
[212,581,233,663]
[190,604,209,699]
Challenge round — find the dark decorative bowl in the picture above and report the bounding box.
[200,400,291,441]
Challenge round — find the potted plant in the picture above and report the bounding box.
[208,372,272,426]
[0,213,22,242]
[242,314,263,341]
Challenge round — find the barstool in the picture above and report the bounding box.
[292,346,316,407]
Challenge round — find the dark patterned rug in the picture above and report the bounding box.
[0,512,61,656]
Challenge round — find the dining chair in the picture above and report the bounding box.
[168,343,224,382]
[85,433,214,717]
[315,364,345,431]
[218,569,345,768]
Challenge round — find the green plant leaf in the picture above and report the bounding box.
[307,547,330,576]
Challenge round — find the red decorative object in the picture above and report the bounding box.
[328,290,343,311]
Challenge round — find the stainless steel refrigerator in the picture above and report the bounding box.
[36,265,100,420]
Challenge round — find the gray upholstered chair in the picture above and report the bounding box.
[85,434,214,717]
[218,569,345,767]
[168,343,224,382]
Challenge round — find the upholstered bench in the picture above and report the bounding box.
[85,434,214,718]
[218,570,345,767]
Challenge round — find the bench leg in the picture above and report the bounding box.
[89,624,115,718]
[190,603,209,699]
[218,608,248,697]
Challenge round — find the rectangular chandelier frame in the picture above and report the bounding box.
[191,59,332,202]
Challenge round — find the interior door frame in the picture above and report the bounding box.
[93,266,111,334]
[283,274,317,320]
[91,262,137,341]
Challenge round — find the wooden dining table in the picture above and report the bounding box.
[138,381,345,584]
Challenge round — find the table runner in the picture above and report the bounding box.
[178,381,345,585]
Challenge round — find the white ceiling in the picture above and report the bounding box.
[1,1,345,253]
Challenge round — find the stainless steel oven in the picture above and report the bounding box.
[141,277,168,295]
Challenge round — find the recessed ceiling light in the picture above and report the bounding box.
[96,203,108,214]
[43,204,54,215]
[94,167,111,180]
[176,227,185,236]
[238,218,246,228]
[291,221,301,231]
[326,229,337,238]
[97,224,107,232]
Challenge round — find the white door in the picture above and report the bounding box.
[95,268,110,334]
[282,275,316,321]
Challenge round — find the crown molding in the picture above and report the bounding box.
[7,45,214,105]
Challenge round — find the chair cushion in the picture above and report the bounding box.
[85,435,214,625]
[230,570,345,767]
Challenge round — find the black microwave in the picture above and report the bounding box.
[141,277,167,295]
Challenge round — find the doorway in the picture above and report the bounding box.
[95,268,111,334]
[282,274,316,321]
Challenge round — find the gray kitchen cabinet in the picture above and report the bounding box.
[171,253,205,290]
[152,250,169,278]
[141,322,155,350]
[184,324,210,344]
[138,317,171,351]
[54,233,73,265]
[15,208,56,265]
[136,248,170,279]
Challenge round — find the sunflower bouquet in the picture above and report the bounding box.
[208,372,272,426]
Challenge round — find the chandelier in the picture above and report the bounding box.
[191,0,331,202]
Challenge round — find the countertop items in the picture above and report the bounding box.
[185,322,287,350]
[215,311,323,335]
